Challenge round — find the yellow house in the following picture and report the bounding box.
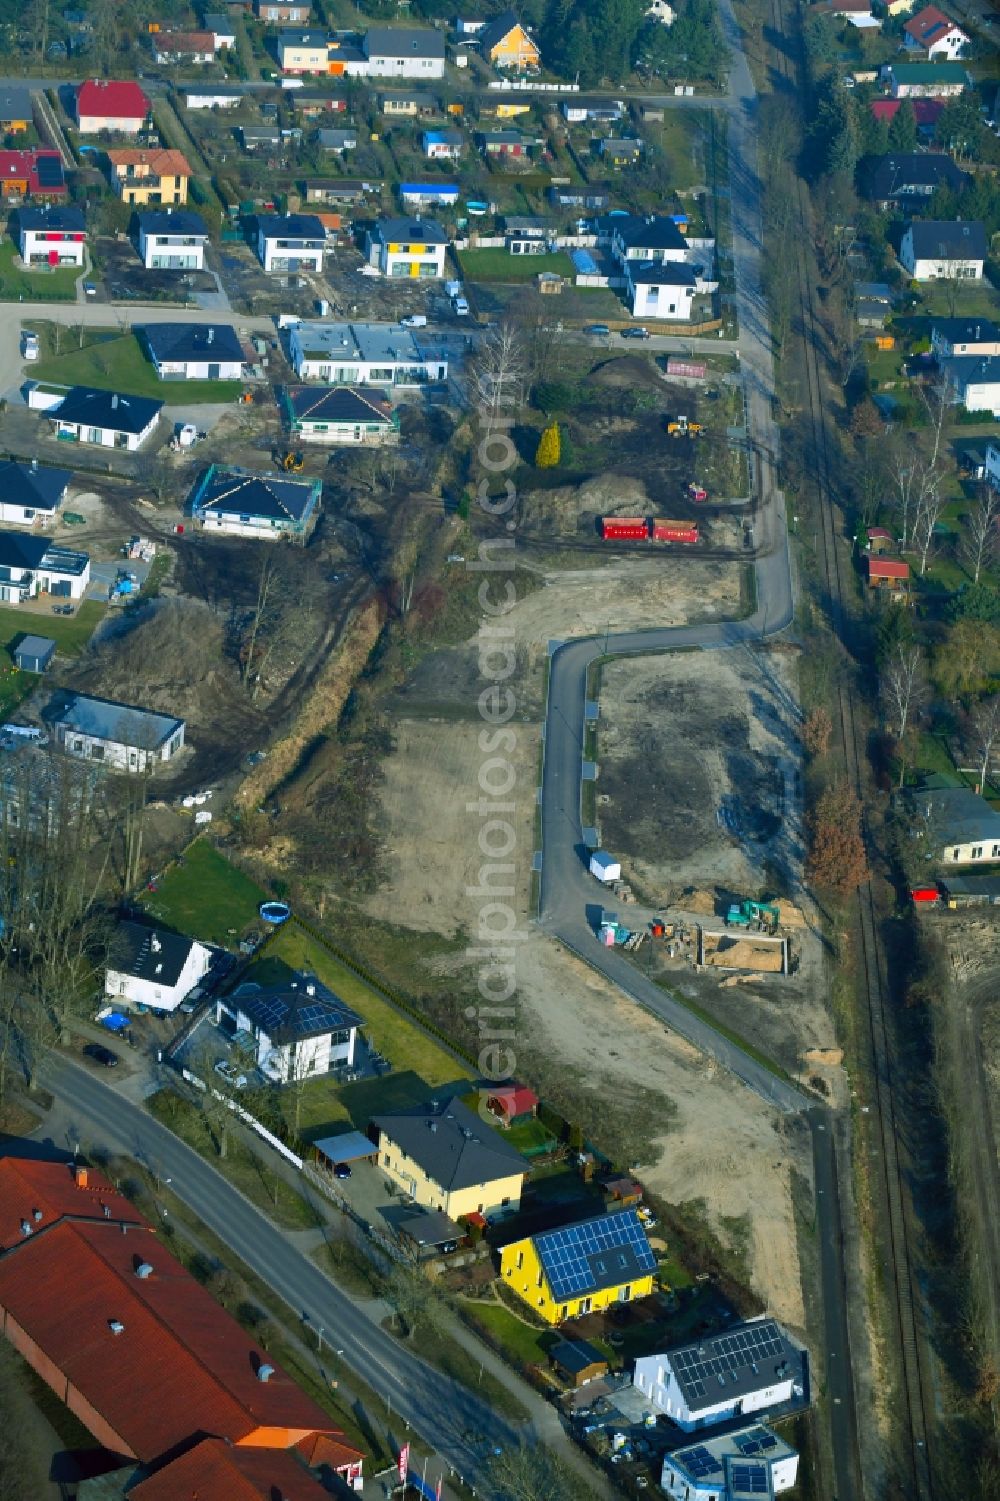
[0,87,32,133]
[885,0,915,13]
[495,102,532,119]
[106,148,191,206]
[373,1096,526,1220]
[478,10,541,71]
[499,1208,657,1325]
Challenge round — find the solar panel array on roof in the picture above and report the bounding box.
[250,993,347,1037]
[35,155,64,189]
[736,1428,778,1456]
[671,1322,785,1401]
[681,1445,722,1479]
[730,1460,769,1494]
[535,1210,656,1301]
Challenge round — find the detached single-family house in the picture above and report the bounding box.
[203,13,237,48]
[16,205,86,267]
[940,355,1000,417]
[562,97,624,124]
[478,128,532,158]
[600,137,643,168]
[366,215,448,277]
[152,30,217,63]
[662,1425,800,1498]
[136,207,208,270]
[317,127,358,153]
[0,531,89,604]
[900,219,985,280]
[75,79,150,134]
[0,87,33,133]
[477,10,540,70]
[634,1317,803,1430]
[626,259,698,320]
[140,322,245,381]
[283,385,398,444]
[931,317,1000,359]
[303,176,371,203]
[610,212,688,265]
[500,1208,657,1324]
[373,1095,527,1219]
[256,212,326,272]
[870,97,944,137]
[903,5,968,58]
[293,90,348,117]
[0,149,65,199]
[239,125,281,151]
[45,690,186,772]
[42,386,163,450]
[379,91,423,116]
[277,28,333,73]
[363,25,446,77]
[859,151,968,208]
[106,148,192,206]
[865,555,910,592]
[255,0,311,20]
[423,128,464,159]
[549,184,611,211]
[105,920,212,1013]
[288,320,448,384]
[216,972,361,1083]
[911,783,1000,864]
[884,60,968,96]
[189,464,322,539]
[0,459,71,527]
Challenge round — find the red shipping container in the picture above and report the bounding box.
[910,888,939,904]
[601,517,649,540]
[652,520,699,543]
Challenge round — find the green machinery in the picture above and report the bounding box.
[725,899,780,933]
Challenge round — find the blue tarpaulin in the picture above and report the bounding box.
[100,1011,130,1034]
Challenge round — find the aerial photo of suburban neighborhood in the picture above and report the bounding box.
[0,0,999,1498]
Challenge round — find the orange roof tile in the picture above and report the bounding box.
[106,148,192,177]
[0,1157,139,1252]
[132,1438,340,1501]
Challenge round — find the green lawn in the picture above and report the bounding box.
[0,239,79,302]
[31,327,243,404]
[504,1117,559,1155]
[139,839,267,944]
[463,1299,556,1368]
[458,247,575,283]
[0,598,105,660]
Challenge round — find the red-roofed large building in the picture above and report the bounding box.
[76,79,151,134]
[0,1157,363,1490]
[903,4,968,58]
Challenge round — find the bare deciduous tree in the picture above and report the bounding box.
[961,485,1000,585]
[471,320,527,438]
[881,643,928,787]
[966,694,1000,795]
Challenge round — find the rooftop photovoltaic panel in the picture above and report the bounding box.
[737,1428,778,1456]
[669,1319,790,1402]
[730,1460,769,1494]
[679,1445,722,1479]
[35,156,64,188]
[535,1210,656,1301]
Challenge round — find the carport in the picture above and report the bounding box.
[397,1209,462,1252]
[312,1130,378,1169]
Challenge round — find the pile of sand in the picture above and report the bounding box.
[775,898,807,928]
[705,938,784,972]
[682,887,717,915]
[803,1047,844,1067]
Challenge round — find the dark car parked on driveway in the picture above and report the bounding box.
[84,1043,120,1068]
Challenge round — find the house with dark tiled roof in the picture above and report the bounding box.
[373,1096,527,1220]
[859,152,968,208]
[499,1207,657,1323]
[900,218,986,280]
[216,971,362,1082]
[283,384,398,444]
[189,464,322,539]
[105,919,211,1012]
[634,1316,804,1429]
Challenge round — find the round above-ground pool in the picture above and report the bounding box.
[259,901,291,925]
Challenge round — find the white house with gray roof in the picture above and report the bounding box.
[105,919,212,1012]
[44,691,185,773]
[633,1317,802,1431]
[288,320,448,384]
[899,219,986,280]
[910,783,1000,864]
[363,25,446,77]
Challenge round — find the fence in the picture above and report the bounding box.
[488,78,580,93]
[180,1067,305,1168]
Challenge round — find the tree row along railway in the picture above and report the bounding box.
[767,0,934,1494]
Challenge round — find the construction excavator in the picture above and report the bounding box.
[279,450,304,473]
[667,415,704,438]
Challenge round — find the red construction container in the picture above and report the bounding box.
[601,517,649,541]
[652,520,699,543]
[910,887,940,905]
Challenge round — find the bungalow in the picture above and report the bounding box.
[366,214,448,277]
[42,386,163,450]
[140,322,245,381]
[865,555,910,591]
[189,464,322,539]
[45,690,185,773]
[0,87,33,133]
[0,531,90,604]
[292,90,348,115]
[239,125,281,151]
[940,355,1000,417]
[884,60,968,96]
[423,128,464,159]
[900,219,985,280]
[254,0,311,19]
[317,127,358,153]
[373,1095,527,1219]
[477,9,540,70]
[561,97,625,124]
[256,212,326,272]
[283,385,398,444]
[363,25,446,78]
[662,1425,799,1497]
[203,12,237,48]
[136,207,209,270]
[634,1318,803,1430]
[75,79,150,133]
[288,319,448,384]
[105,920,212,1013]
[818,0,880,25]
[499,1208,657,1324]
[181,86,243,109]
[379,91,423,115]
[0,459,72,526]
[303,176,372,203]
[16,205,86,267]
[398,181,460,208]
[931,317,1000,359]
[216,972,361,1083]
[479,129,532,158]
[911,783,1000,864]
[0,149,66,199]
[600,136,643,168]
[106,148,192,206]
[152,30,217,63]
[860,151,968,208]
[549,184,611,211]
[903,4,968,58]
[277,28,333,73]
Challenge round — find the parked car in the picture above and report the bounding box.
[621,327,650,339]
[333,1162,352,1179]
[83,282,97,297]
[400,314,427,328]
[84,1043,120,1068]
[584,324,611,337]
[214,1059,248,1089]
[21,331,38,361]
[452,295,470,317]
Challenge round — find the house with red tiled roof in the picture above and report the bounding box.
[865,556,910,592]
[132,1437,338,1501]
[152,29,217,62]
[0,148,67,198]
[76,79,151,134]
[0,1157,364,1491]
[903,4,968,58]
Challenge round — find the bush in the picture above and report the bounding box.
[534,422,561,469]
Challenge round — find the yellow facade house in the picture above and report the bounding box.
[499,1208,658,1325]
[106,148,192,206]
[373,1096,526,1220]
[478,9,541,70]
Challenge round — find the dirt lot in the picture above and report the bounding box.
[91,236,219,306]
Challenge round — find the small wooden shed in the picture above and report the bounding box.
[550,1338,609,1388]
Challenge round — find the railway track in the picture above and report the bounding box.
[764,0,935,1493]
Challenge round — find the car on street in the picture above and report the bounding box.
[21,331,39,360]
[214,1059,248,1089]
[584,324,611,337]
[333,1162,352,1179]
[84,1043,120,1068]
[621,327,650,339]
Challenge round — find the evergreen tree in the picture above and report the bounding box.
[535,422,561,468]
[887,99,918,152]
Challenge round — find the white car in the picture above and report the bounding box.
[22,331,39,361]
[452,296,470,316]
[214,1059,248,1089]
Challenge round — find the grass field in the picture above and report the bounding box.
[463,1299,556,1368]
[32,326,243,403]
[457,247,575,283]
[139,839,267,943]
[0,599,106,715]
[0,240,79,302]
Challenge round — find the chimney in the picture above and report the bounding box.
[207,327,214,345]
[32,1208,42,1222]
[257,1364,275,1383]
[306,983,315,996]
[151,935,161,953]
[75,1165,89,1188]
[111,394,119,411]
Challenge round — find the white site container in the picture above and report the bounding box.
[590,851,621,883]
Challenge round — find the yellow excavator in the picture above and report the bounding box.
[280,451,304,473]
[666,415,704,438]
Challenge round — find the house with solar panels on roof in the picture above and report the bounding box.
[216,972,362,1084]
[661,1423,799,1499]
[633,1316,804,1431]
[499,1207,657,1324]
[189,465,322,541]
